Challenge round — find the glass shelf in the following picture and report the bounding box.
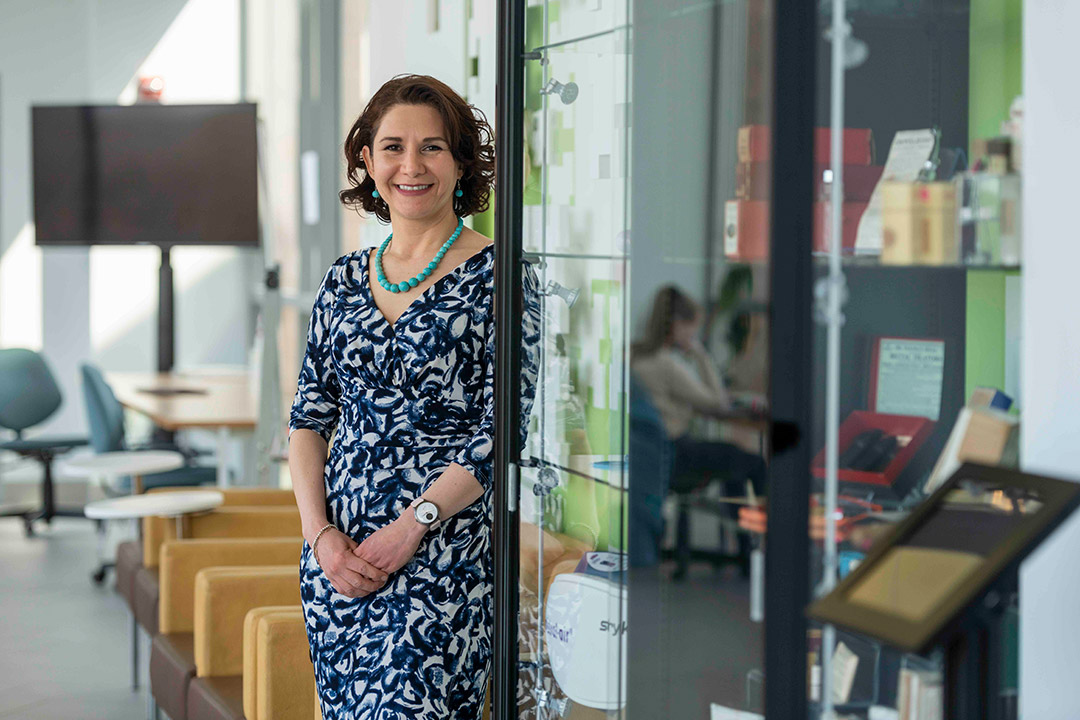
[810,254,1022,272]
[528,24,630,54]
[520,455,627,491]
[523,251,628,262]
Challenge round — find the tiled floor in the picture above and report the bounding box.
[0,516,144,719]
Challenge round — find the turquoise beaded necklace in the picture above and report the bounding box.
[375,217,464,294]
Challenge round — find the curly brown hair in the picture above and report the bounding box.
[339,74,495,224]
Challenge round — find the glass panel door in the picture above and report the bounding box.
[504,0,792,717]
[513,2,632,717]
[624,1,778,717]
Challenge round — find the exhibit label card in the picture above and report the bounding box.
[874,338,945,420]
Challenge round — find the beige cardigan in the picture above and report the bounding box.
[631,346,731,440]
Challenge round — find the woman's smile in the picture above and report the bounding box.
[395,183,434,196]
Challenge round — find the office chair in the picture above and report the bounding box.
[80,363,217,584]
[80,363,216,493]
[0,348,89,535]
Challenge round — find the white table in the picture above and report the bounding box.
[84,490,225,538]
[63,450,186,494]
[65,451,191,584]
[105,372,258,487]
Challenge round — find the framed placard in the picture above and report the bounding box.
[808,463,1080,653]
[869,337,945,420]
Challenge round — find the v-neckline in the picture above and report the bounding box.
[361,243,493,332]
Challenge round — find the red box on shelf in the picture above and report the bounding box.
[811,411,935,487]
[736,163,883,202]
[812,201,869,253]
[723,199,769,261]
[737,125,875,165]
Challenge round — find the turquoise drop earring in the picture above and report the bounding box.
[372,188,380,199]
[454,183,463,198]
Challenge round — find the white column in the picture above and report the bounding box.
[42,247,92,437]
[1020,2,1080,717]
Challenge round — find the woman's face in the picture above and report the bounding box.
[361,103,462,223]
[670,313,702,350]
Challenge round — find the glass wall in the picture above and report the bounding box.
[625,0,777,717]
[506,0,779,717]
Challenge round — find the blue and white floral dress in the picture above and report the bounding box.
[289,242,540,720]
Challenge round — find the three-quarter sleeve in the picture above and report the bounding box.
[452,261,542,490]
[288,262,343,443]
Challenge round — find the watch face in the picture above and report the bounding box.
[415,501,438,525]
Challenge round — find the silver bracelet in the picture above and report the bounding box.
[310,523,336,569]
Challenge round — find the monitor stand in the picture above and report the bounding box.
[154,246,177,446]
[158,245,174,373]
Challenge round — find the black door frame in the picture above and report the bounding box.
[493,1,528,718]
[764,0,817,716]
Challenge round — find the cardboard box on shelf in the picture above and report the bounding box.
[881,182,958,265]
[897,668,943,720]
[924,407,1019,494]
[724,199,870,258]
[968,386,1013,412]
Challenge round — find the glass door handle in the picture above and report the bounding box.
[507,461,519,512]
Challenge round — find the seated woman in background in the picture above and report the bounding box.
[631,285,766,569]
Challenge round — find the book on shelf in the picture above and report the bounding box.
[897,668,943,720]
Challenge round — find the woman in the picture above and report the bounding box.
[631,286,765,569]
[289,74,539,719]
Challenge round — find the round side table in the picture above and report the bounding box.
[65,450,190,584]
[84,490,225,537]
[63,450,186,494]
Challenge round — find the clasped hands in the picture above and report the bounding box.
[315,514,428,599]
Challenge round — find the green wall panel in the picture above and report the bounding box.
[969,0,1022,149]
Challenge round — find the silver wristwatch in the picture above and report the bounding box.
[410,496,441,530]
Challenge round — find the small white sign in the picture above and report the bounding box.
[875,338,945,420]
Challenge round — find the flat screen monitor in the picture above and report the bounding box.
[32,103,258,247]
[808,463,1080,653]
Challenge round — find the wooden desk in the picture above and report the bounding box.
[107,372,257,487]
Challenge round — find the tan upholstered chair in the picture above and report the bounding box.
[134,505,302,637]
[243,606,316,720]
[118,488,296,618]
[118,488,299,691]
[149,540,301,720]
[185,566,301,720]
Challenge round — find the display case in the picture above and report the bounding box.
[494,0,1023,718]
[808,0,1024,717]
